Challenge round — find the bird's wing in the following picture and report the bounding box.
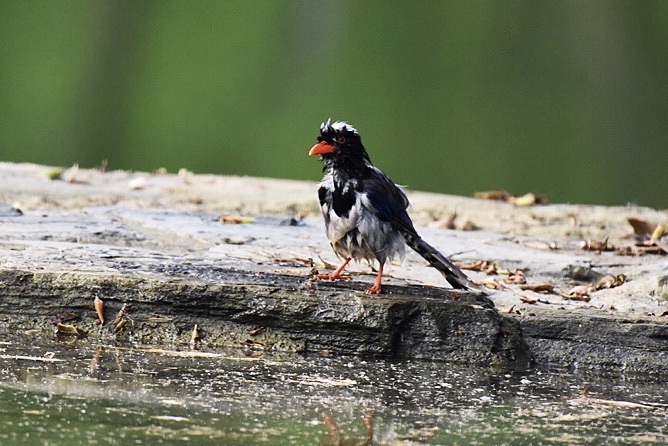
[360,167,418,235]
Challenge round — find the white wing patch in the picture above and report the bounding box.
[318,170,406,264]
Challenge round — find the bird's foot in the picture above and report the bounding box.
[364,283,382,294]
[316,272,352,281]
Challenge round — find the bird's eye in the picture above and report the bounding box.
[336,136,346,144]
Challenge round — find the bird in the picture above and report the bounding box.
[308,119,477,294]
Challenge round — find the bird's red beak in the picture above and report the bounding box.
[309,141,336,156]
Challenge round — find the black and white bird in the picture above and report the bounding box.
[309,119,476,294]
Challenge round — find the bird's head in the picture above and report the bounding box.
[309,119,371,167]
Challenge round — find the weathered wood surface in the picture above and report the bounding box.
[1,162,667,372]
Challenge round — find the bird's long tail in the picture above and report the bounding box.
[403,232,477,290]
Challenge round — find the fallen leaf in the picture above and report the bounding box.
[94,295,105,325]
[458,219,481,231]
[317,256,339,270]
[113,304,128,325]
[558,285,594,301]
[510,192,548,207]
[248,326,266,336]
[189,324,200,350]
[54,323,85,336]
[504,269,527,284]
[241,339,265,351]
[52,311,79,325]
[474,190,547,206]
[474,190,512,201]
[275,257,313,267]
[502,305,516,314]
[458,260,500,275]
[114,319,128,333]
[480,278,503,289]
[581,237,614,253]
[432,213,457,230]
[627,217,656,238]
[61,163,89,184]
[519,283,556,294]
[146,316,174,323]
[219,215,255,224]
[651,224,665,241]
[431,213,480,231]
[595,274,626,290]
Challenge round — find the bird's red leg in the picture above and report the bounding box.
[365,264,384,294]
[316,257,352,281]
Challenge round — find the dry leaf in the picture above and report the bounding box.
[61,163,89,184]
[502,305,516,314]
[558,285,594,301]
[113,303,128,325]
[94,296,105,325]
[431,213,480,231]
[53,311,78,324]
[432,213,457,230]
[510,192,548,207]
[481,278,503,289]
[241,339,265,351]
[581,237,614,253]
[55,323,85,336]
[474,190,547,206]
[519,283,556,294]
[504,270,527,284]
[146,316,174,323]
[275,257,313,267]
[595,274,626,290]
[317,256,339,270]
[458,260,500,275]
[248,326,266,336]
[474,190,512,201]
[458,219,481,231]
[219,215,255,224]
[114,319,128,333]
[627,217,656,238]
[189,325,200,350]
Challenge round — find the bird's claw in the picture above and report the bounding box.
[364,284,382,294]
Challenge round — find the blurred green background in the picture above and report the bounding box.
[1,1,666,208]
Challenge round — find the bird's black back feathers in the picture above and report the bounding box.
[312,119,476,291]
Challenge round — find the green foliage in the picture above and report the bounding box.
[1,1,666,207]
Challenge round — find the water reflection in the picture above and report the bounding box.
[0,334,666,445]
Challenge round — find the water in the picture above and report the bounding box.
[0,335,666,445]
